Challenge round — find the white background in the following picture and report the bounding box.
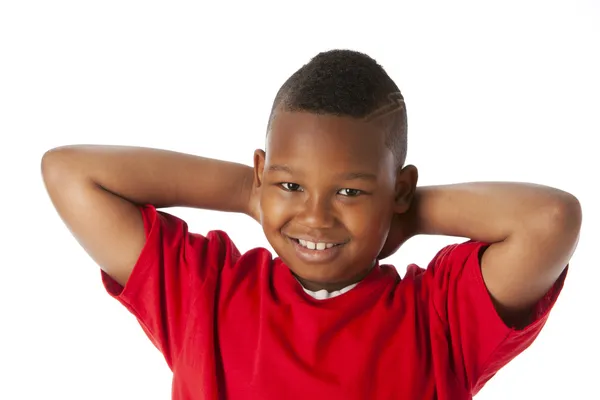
[1,1,598,399]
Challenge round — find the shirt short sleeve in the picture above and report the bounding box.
[100,205,241,369]
[426,240,568,395]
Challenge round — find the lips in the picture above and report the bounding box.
[285,234,348,264]
[295,238,338,250]
[288,235,346,249]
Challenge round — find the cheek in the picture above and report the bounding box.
[342,202,393,240]
[260,189,294,227]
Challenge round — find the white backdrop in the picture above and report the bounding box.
[1,1,598,399]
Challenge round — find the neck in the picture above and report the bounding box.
[294,263,376,292]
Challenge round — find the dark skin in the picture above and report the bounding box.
[252,110,581,326]
[42,112,581,329]
[252,110,417,291]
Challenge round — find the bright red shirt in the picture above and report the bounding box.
[102,205,567,400]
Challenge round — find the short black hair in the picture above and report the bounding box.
[268,49,407,166]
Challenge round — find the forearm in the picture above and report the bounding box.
[43,145,254,215]
[413,182,580,243]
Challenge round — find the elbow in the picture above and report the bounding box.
[41,147,64,185]
[41,146,80,188]
[536,192,582,248]
[548,192,582,232]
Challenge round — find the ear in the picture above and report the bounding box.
[393,164,418,214]
[253,149,266,189]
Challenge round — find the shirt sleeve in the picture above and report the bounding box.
[100,204,241,369]
[426,240,568,395]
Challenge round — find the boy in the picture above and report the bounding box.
[41,50,581,399]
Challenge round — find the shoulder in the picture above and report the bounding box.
[416,240,490,286]
[138,205,274,276]
[387,240,487,286]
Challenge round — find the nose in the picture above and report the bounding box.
[296,195,336,229]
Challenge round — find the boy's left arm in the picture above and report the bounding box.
[412,182,582,326]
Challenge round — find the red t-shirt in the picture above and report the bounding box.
[102,205,567,400]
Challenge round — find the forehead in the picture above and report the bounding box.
[266,111,394,175]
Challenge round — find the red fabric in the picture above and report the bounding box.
[102,205,567,400]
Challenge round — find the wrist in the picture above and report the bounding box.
[241,167,260,221]
[405,187,424,237]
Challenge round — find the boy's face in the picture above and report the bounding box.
[254,110,416,291]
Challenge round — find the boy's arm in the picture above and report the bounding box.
[41,145,256,287]
[409,182,581,325]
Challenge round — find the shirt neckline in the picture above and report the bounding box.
[273,258,391,306]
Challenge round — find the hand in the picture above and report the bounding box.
[378,199,420,260]
[245,174,261,223]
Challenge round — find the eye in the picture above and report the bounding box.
[337,188,363,197]
[280,182,303,192]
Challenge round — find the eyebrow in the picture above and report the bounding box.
[267,164,377,181]
[267,164,293,174]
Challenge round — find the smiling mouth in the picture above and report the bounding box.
[289,237,346,251]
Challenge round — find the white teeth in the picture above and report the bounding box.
[296,239,338,251]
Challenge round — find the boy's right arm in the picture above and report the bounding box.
[41,145,255,287]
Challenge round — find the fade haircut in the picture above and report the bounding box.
[267,49,408,166]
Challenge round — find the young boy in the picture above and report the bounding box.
[42,50,581,399]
